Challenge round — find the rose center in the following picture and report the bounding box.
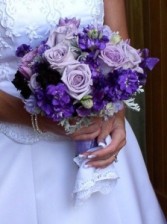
[72,74,83,85]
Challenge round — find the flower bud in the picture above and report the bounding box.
[105,103,114,116]
[81,95,93,109]
[88,30,99,39]
[111,33,122,44]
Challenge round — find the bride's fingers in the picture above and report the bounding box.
[71,121,102,137]
[86,154,117,168]
[85,128,126,162]
[72,128,101,141]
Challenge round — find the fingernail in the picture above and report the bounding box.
[78,154,87,158]
[87,155,96,159]
[98,142,106,148]
[84,164,91,168]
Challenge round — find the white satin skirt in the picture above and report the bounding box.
[0,121,166,224]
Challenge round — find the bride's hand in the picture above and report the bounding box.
[40,116,102,138]
[70,117,102,141]
[83,110,126,168]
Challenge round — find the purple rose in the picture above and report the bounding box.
[18,50,37,78]
[61,63,93,100]
[21,49,37,64]
[44,42,76,72]
[99,42,127,70]
[46,18,80,47]
[18,65,32,79]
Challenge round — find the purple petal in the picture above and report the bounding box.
[145,57,160,71]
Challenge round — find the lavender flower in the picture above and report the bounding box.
[46,18,80,47]
[37,41,50,55]
[35,84,74,121]
[107,69,139,101]
[16,44,32,57]
[61,63,93,100]
[78,25,109,51]
[58,17,80,28]
[24,95,40,114]
[44,42,76,72]
[140,49,159,71]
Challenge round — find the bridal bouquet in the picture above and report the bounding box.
[12,17,158,133]
[12,17,159,205]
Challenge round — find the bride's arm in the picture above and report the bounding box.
[0,90,30,126]
[0,90,102,137]
[0,90,65,135]
[104,0,129,39]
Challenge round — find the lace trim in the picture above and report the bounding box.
[0,0,51,40]
[73,167,119,207]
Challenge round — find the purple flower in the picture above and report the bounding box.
[35,84,74,121]
[61,63,93,100]
[18,65,33,79]
[37,41,50,55]
[100,42,127,69]
[78,25,109,51]
[93,90,106,111]
[18,49,37,78]
[24,95,40,114]
[101,25,113,40]
[58,17,80,28]
[46,18,80,47]
[140,49,159,71]
[121,41,142,69]
[76,107,91,117]
[107,69,139,101]
[44,42,76,72]
[16,44,32,57]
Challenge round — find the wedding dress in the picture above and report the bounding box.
[0,0,166,223]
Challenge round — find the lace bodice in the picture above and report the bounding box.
[0,0,104,143]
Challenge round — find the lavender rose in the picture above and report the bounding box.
[61,63,93,100]
[99,42,127,70]
[121,41,142,69]
[44,42,76,72]
[46,18,80,47]
[29,73,40,91]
